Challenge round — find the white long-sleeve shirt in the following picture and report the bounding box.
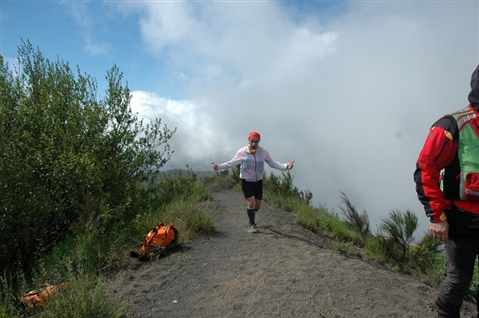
[216,146,288,182]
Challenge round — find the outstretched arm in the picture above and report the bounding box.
[211,148,246,171]
[263,148,293,171]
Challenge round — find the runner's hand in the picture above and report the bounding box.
[287,161,294,170]
[211,162,219,171]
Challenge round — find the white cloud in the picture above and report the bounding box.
[135,1,328,81]
[130,91,235,168]
[128,1,479,235]
[137,2,199,51]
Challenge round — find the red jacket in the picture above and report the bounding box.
[414,110,479,224]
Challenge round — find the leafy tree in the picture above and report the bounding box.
[0,40,175,276]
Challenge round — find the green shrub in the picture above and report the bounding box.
[263,171,312,212]
[364,235,389,265]
[339,192,370,242]
[411,233,443,270]
[379,209,419,265]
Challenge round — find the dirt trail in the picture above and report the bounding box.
[110,189,476,318]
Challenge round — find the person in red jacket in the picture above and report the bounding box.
[414,64,479,318]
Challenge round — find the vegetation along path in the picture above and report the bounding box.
[109,189,476,317]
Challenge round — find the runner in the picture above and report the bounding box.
[211,131,294,233]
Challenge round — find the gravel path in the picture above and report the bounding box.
[109,189,476,318]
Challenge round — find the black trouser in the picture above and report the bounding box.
[436,232,479,317]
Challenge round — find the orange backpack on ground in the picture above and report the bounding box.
[19,283,67,309]
[130,222,179,261]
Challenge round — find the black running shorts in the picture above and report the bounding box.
[241,179,263,200]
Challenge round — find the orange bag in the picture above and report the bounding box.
[130,222,179,261]
[19,283,66,309]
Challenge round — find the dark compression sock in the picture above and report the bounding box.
[247,209,255,225]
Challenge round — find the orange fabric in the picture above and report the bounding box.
[19,283,66,309]
[131,222,179,260]
[248,131,261,141]
[139,222,178,252]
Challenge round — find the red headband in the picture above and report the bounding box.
[248,132,261,141]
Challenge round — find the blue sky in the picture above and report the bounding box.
[2,0,479,234]
[2,0,186,98]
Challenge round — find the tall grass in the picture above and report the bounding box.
[35,275,126,318]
